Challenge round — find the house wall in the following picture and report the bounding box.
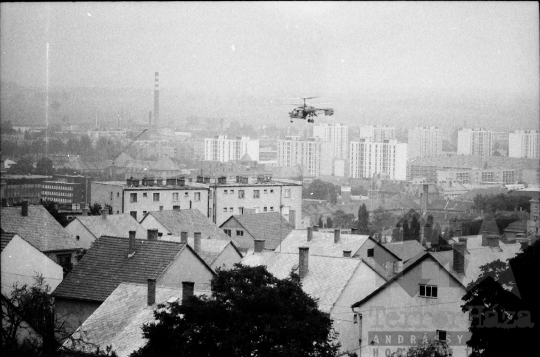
[158,248,214,291]
[64,219,97,250]
[220,218,257,251]
[331,264,387,354]
[211,244,243,270]
[139,214,170,236]
[355,239,398,269]
[91,182,124,214]
[55,298,102,337]
[353,257,470,357]
[1,235,64,296]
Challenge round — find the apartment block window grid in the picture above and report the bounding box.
[419,284,438,298]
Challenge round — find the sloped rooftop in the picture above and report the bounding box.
[63,283,210,357]
[276,230,369,257]
[71,213,147,240]
[52,236,189,302]
[225,212,293,250]
[0,232,16,252]
[0,205,80,252]
[382,240,425,262]
[159,236,240,266]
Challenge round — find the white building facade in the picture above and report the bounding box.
[508,130,539,159]
[204,135,259,162]
[457,128,493,157]
[408,126,442,159]
[359,125,395,142]
[349,139,408,181]
[277,136,333,177]
[313,123,349,159]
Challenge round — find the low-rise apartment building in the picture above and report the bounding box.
[41,174,92,205]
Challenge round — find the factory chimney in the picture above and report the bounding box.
[153,72,160,128]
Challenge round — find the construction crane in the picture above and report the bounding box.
[108,129,148,179]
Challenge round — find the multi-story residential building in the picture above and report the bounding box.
[1,174,52,206]
[408,126,442,159]
[312,123,349,159]
[437,168,516,185]
[457,128,493,157]
[349,139,408,181]
[359,125,395,142]
[508,130,539,159]
[41,174,92,205]
[277,136,333,177]
[210,175,302,228]
[91,177,209,221]
[204,135,259,162]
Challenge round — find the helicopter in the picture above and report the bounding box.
[288,97,334,123]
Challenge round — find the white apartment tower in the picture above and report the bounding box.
[408,126,442,159]
[204,135,259,162]
[359,125,395,142]
[457,128,493,157]
[312,123,349,159]
[277,136,333,177]
[509,130,539,159]
[349,139,407,181]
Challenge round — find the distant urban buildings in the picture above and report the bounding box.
[312,123,349,159]
[359,125,395,142]
[204,135,259,162]
[41,174,92,205]
[509,130,539,159]
[277,136,333,177]
[349,139,407,181]
[408,126,442,159]
[457,128,493,157]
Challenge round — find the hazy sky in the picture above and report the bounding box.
[1,2,539,128]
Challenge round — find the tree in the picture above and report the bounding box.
[34,157,55,176]
[409,215,421,242]
[89,203,103,215]
[357,204,370,234]
[131,264,341,357]
[461,240,539,357]
[370,207,394,236]
[406,338,452,357]
[7,156,34,175]
[318,216,324,228]
[303,180,338,204]
[327,217,333,228]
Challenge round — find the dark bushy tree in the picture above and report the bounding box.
[302,180,338,204]
[357,204,370,234]
[7,156,34,175]
[34,157,55,176]
[406,338,452,357]
[131,264,341,357]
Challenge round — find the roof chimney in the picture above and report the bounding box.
[254,239,265,253]
[194,232,201,253]
[487,235,499,248]
[181,231,188,244]
[21,201,29,217]
[81,207,89,216]
[147,279,156,306]
[101,208,108,219]
[351,228,358,235]
[182,281,195,304]
[299,247,309,279]
[453,242,466,274]
[147,229,158,241]
[334,229,341,244]
[307,227,313,242]
[313,225,318,232]
[128,230,136,257]
[458,237,468,249]
[343,250,352,258]
[393,260,403,274]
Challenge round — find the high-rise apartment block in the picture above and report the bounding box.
[457,128,492,157]
[349,139,407,181]
[509,130,539,159]
[359,125,395,142]
[204,135,259,162]
[277,136,333,177]
[312,123,349,159]
[408,126,442,159]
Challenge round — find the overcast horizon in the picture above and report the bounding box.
[1,2,539,130]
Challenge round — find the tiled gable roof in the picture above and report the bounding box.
[241,251,361,313]
[63,283,210,357]
[52,236,187,302]
[143,210,230,240]
[0,205,80,252]
[73,214,147,240]
[276,230,369,257]
[382,240,425,262]
[225,212,293,250]
[1,232,16,252]
[159,236,240,266]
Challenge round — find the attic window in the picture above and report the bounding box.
[367,248,374,257]
[436,330,446,341]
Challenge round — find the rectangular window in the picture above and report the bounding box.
[117,192,120,198]
[110,192,113,200]
[270,207,274,211]
[367,248,374,257]
[284,189,291,198]
[159,206,163,211]
[173,192,179,201]
[130,211,137,219]
[239,190,245,199]
[264,189,268,194]
[153,193,160,202]
[270,189,274,194]
[239,207,244,214]
[143,211,147,216]
[437,330,446,341]
[230,189,234,194]
[224,229,232,237]
[236,230,244,236]
[130,193,137,203]
[143,193,148,198]
[230,207,233,213]
[194,192,201,201]
[223,207,228,212]
[224,190,228,194]
[254,190,260,198]
[264,207,268,212]
[419,284,438,298]
[173,205,180,211]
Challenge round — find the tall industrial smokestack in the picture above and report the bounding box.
[153,72,160,128]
